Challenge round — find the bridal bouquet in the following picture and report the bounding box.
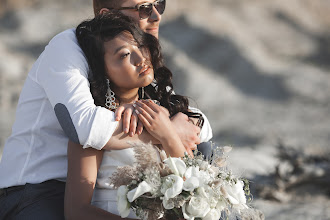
[110,142,251,220]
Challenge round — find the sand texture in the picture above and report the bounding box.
[0,0,329,219]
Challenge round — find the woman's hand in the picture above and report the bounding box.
[134,100,188,157]
[115,103,144,137]
[134,100,171,141]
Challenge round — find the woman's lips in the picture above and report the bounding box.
[139,65,151,76]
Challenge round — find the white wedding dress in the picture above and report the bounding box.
[92,148,139,219]
[91,110,212,219]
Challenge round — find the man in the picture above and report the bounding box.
[0,0,212,219]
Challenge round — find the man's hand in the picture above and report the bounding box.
[170,112,201,154]
[115,103,143,137]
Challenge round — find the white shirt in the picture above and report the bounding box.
[0,29,118,188]
[0,28,212,189]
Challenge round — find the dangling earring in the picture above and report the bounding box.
[105,79,118,110]
[141,87,145,99]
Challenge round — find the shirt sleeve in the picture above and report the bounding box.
[188,106,213,143]
[35,29,117,150]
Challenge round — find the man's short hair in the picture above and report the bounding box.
[93,0,122,16]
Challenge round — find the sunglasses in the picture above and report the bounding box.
[108,0,166,20]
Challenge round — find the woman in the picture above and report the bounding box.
[65,11,204,219]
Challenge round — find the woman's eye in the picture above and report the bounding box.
[120,52,130,59]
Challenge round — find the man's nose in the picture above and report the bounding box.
[148,5,161,22]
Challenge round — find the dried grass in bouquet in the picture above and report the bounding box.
[110,142,260,220]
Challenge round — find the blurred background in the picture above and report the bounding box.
[0,0,329,219]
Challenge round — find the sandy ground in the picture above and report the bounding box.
[0,0,329,219]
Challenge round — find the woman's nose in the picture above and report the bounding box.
[134,50,146,66]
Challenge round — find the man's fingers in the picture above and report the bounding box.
[194,131,201,145]
[194,125,201,135]
[191,144,198,151]
[186,148,194,157]
[115,106,125,121]
[195,136,201,145]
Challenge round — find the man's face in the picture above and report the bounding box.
[102,0,162,38]
[120,0,162,38]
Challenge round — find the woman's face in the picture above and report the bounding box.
[104,32,154,95]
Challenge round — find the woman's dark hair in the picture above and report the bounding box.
[75,11,189,117]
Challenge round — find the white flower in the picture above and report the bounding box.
[182,196,210,220]
[127,181,152,202]
[222,180,247,209]
[159,149,168,161]
[183,166,211,192]
[198,160,209,171]
[160,174,184,209]
[163,157,186,176]
[216,198,226,211]
[196,186,218,208]
[161,174,183,199]
[117,185,131,218]
[183,176,200,192]
[203,197,226,220]
[202,208,221,220]
[183,166,201,191]
[162,197,175,209]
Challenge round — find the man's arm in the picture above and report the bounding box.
[170,109,212,146]
[188,106,213,143]
[35,30,123,150]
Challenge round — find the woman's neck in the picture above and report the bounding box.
[114,88,139,105]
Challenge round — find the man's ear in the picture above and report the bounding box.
[99,8,110,15]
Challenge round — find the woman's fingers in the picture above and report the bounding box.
[134,100,155,118]
[144,99,170,117]
[136,119,144,135]
[114,105,125,121]
[136,99,170,118]
[139,99,160,112]
[115,104,138,134]
[135,108,151,128]
[122,106,134,134]
[129,112,138,137]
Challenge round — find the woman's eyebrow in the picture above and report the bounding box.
[114,45,128,55]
